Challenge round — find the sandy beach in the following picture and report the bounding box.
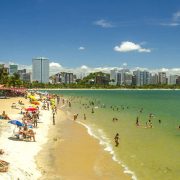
[0,96,52,179]
[0,94,131,180]
[36,106,131,180]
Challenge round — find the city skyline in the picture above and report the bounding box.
[1,60,180,76]
[0,0,180,68]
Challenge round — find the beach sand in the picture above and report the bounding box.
[36,109,131,180]
[0,96,52,179]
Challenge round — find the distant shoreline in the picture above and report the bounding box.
[28,88,180,91]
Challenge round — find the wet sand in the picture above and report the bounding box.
[36,109,131,180]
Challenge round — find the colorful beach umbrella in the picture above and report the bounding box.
[25,107,37,111]
[8,120,23,126]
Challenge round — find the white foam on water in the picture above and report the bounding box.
[0,110,52,180]
[77,120,137,180]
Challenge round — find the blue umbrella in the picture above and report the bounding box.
[8,120,23,126]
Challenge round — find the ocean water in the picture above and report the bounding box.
[45,90,180,180]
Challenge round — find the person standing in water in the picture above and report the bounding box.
[136,116,140,126]
[84,114,86,120]
[114,133,120,147]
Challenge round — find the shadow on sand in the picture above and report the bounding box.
[8,137,23,141]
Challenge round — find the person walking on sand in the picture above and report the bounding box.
[32,112,38,128]
[53,113,55,125]
[114,133,119,147]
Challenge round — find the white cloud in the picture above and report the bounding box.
[79,46,85,50]
[80,65,88,69]
[114,41,151,53]
[94,19,114,28]
[160,11,180,27]
[160,22,180,27]
[49,62,62,68]
[173,11,180,21]
[122,62,128,66]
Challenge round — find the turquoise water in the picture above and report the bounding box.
[45,90,180,180]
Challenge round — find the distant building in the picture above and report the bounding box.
[133,70,144,86]
[176,76,180,85]
[114,68,130,85]
[18,69,26,74]
[61,72,74,84]
[95,74,110,85]
[158,72,167,84]
[32,57,49,83]
[18,69,31,82]
[51,72,74,84]
[116,72,121,85]
[9,65,18,75]
[143,71,151,85]
[150,74,158,85]
[133,70,151,86]
[168,75,178,85]
[110,69,117,82]
[124,72,132,85]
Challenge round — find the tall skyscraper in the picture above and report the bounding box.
[32,57,49,83]
[133,70,144,86]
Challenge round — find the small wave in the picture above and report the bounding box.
[77,121,137,180]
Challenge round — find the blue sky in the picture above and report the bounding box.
[0,0,180,69]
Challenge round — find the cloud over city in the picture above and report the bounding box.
[114,41,151,53]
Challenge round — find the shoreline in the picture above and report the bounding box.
[29,88,180,91]
[76,120,137,180]
[36,105,132,179]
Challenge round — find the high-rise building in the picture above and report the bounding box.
[110,69,117,81]
[133,70,144,86]
[143,71,151,85]
[168,75,178,85]
[9,65,18,75]
[124,72,132,85]
[32,57,49,83]
[158,72,167,84]
[150,74,158,85]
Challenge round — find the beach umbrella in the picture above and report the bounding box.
[31,101,40,105]
[8,120,23,126]
[29,95,36,101]
[25,107,37,111]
